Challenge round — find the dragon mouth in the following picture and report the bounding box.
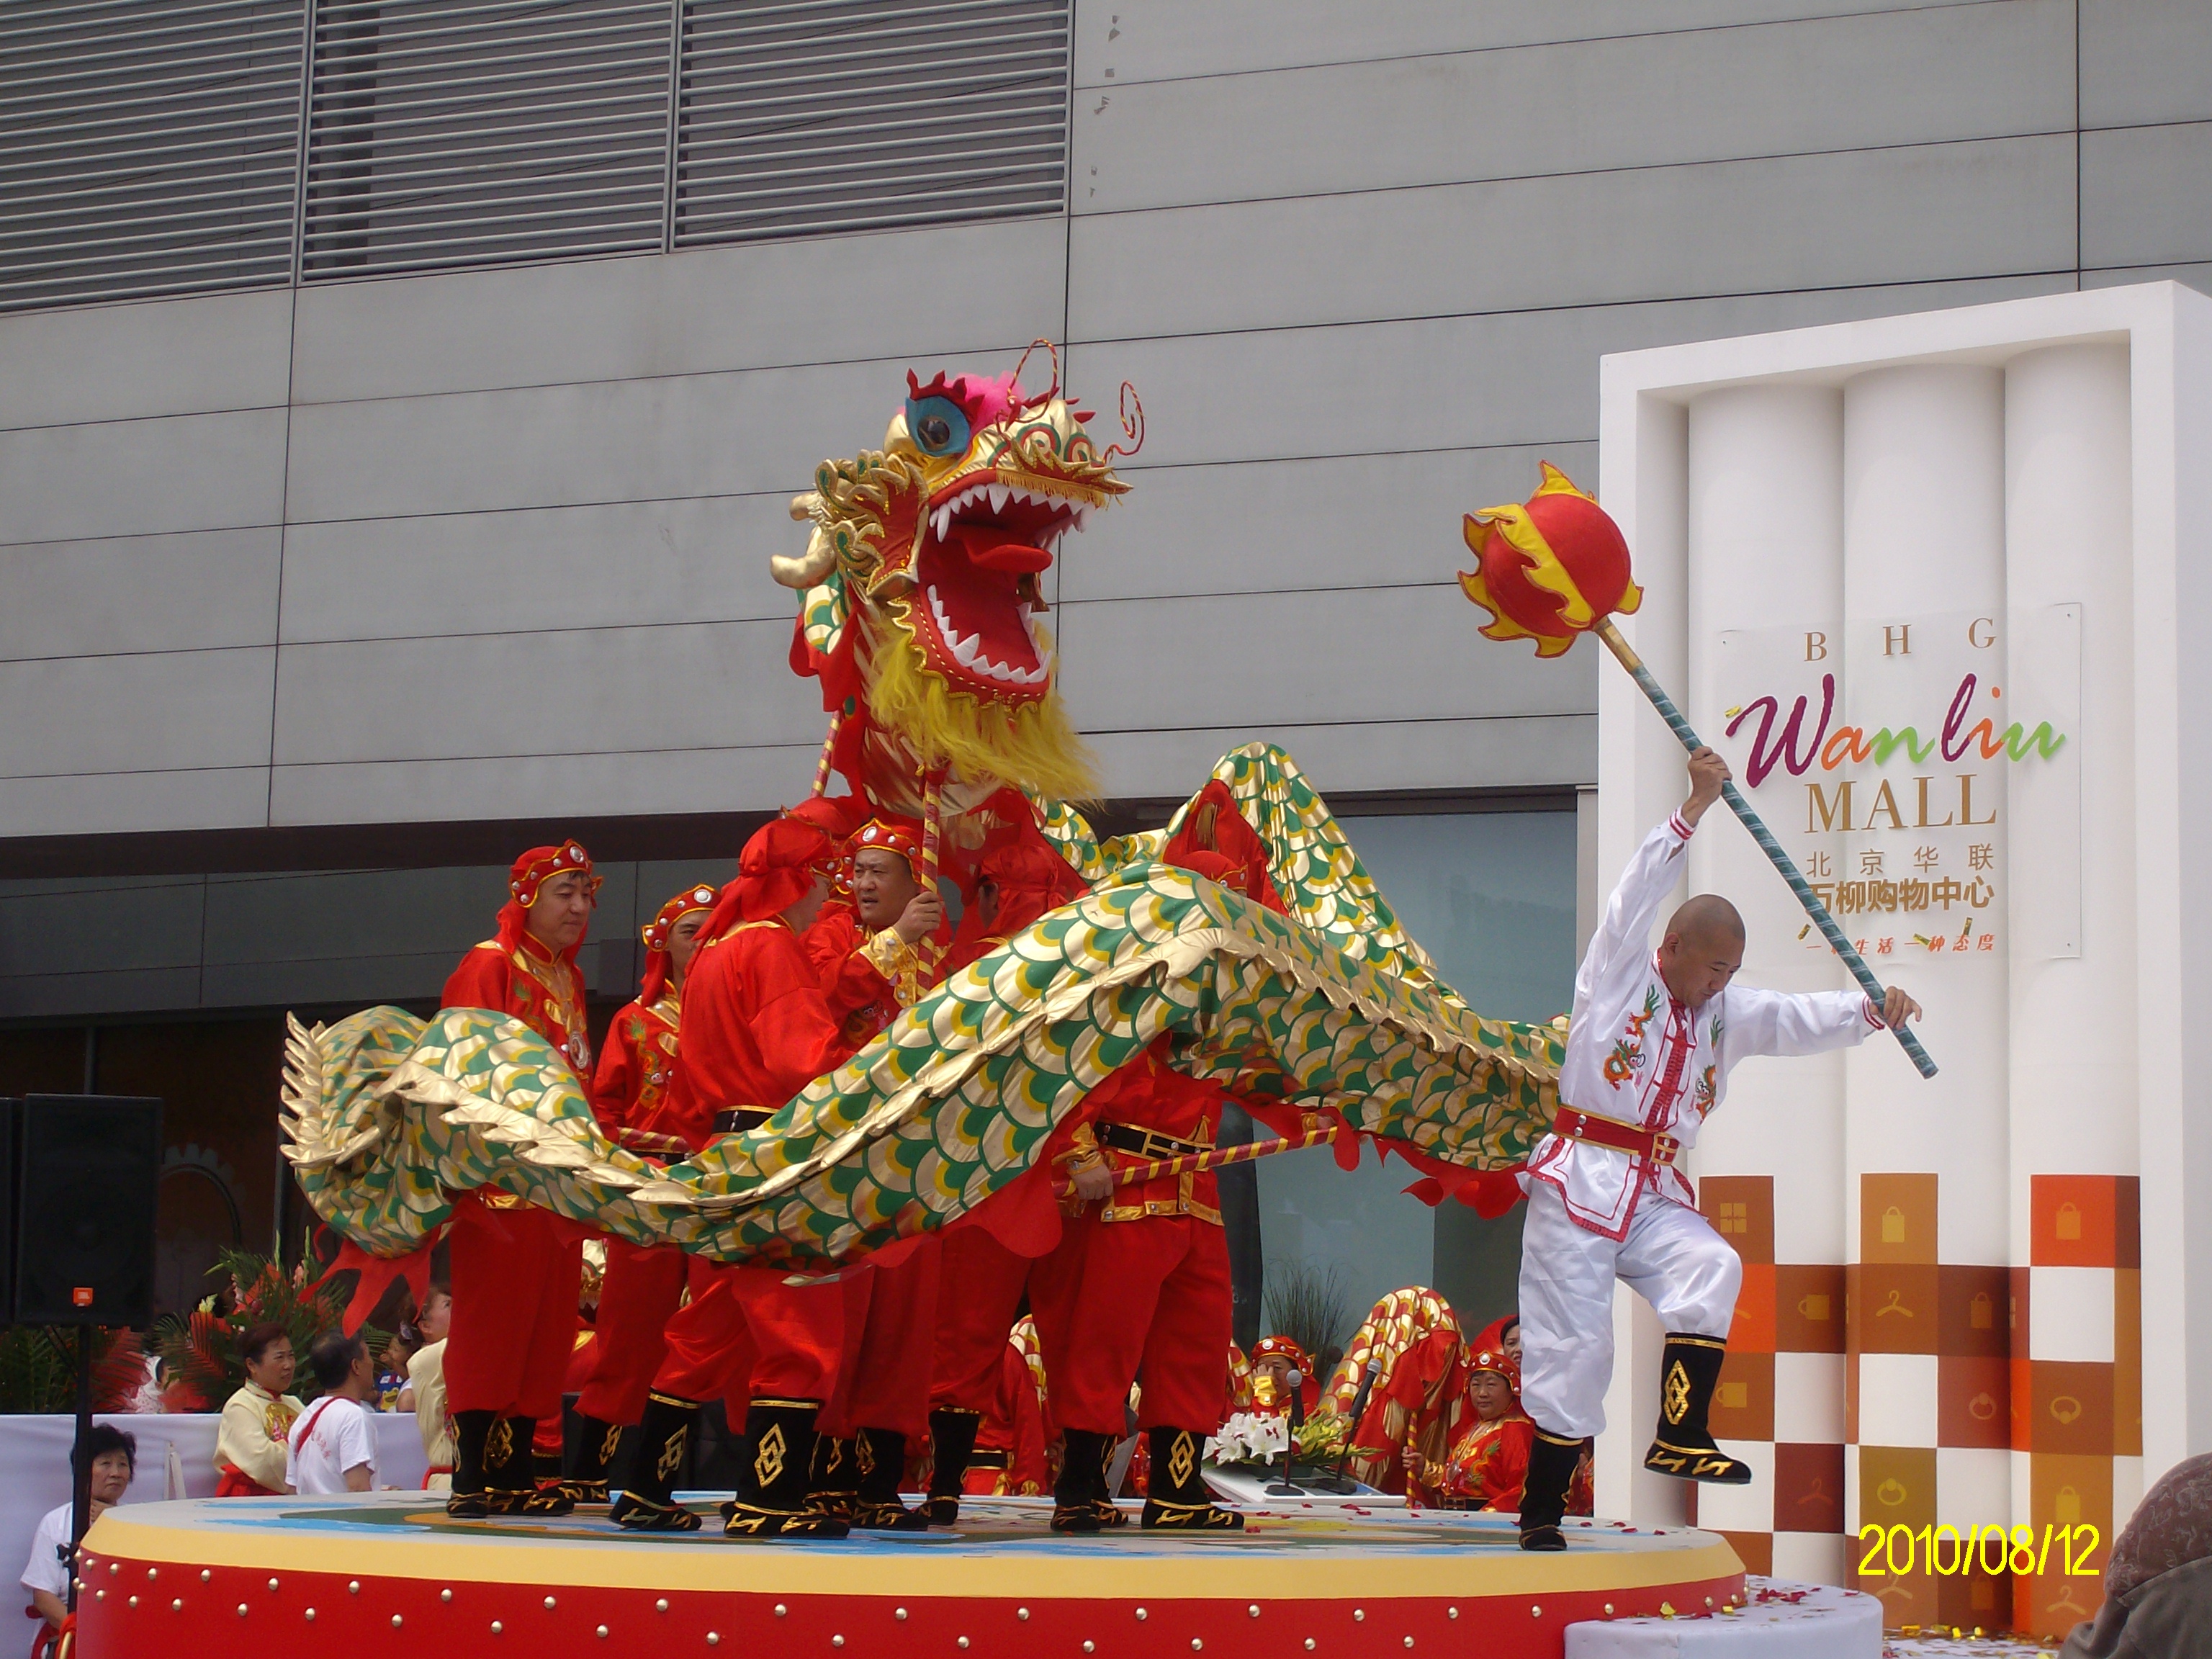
[909,471,1091,698]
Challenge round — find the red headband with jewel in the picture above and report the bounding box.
[850,816,925,876]
[510,840,601,908]
[641,884,719,952]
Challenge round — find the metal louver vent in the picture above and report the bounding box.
[0,0,1071,314]
[0,0,306,313]
[302,0,673,275]
[675,0,1069,246]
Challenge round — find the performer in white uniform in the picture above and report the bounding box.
[1514,747,1921,1551]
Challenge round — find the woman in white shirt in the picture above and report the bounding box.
[286,1333,381,1496]
[21,1424,134,1633]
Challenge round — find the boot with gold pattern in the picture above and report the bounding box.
[611,1393,703,1531]
[1138,1428,1243,1530]
[1641,1334,1753,1485]
[725,1400,849,1539]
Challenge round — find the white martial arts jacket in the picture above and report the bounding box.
[1525,810,1884,1241]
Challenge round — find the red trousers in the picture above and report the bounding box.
[653,1262,860,1405]
[446,1194,582,1421]
[930,1229,1033,1414]
[819,1240,940,1443]
[1053,1214,1231,1437]
[577,1240,719,1425]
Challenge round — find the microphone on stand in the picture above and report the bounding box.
[1327,1359,1382,1494]
[1264,1368,1308,1496]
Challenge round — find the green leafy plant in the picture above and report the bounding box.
[1262,1256,1354,1380]
[0,1326,145,1414]
[152,1249,371,1408]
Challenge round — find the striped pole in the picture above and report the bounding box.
[1055,1125,1343,1197]
[809,707,844,797]
[1592,617,1937,1078]
[919,768,945,978]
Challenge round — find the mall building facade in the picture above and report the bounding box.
[1,0,2206,1462]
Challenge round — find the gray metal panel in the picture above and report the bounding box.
[1071,138,2079,340]
[0,526,282,660]
[1067,274,2076,472]
[1056,443,1599,603]
[0,645,274,777]
[2082,262,2212,298]
[1071,0,1989,86]
[1074,1,2072,213]
[1057,586,1592,733]
[268,740,822,826]
[0,407,288,542]
[0,288,294,431]
[2081,0,2212,129]
[281,354,979,522]
[277,495,792,644]
[270,619,806,763]
[0,876,204,974]
[1083,713,1597,800]
[200,866,515,965]
[0,768,271,840]
[287,215,1067,403]
[2082,124,2212,271]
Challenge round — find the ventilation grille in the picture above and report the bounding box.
[674,0,1071,246]
[0,0,307,312]
[302,0,673,275]
[0,0,1071,313]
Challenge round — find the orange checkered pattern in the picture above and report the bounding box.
[1684,1172,2139,1640]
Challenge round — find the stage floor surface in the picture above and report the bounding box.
[79,1491,1747,1658]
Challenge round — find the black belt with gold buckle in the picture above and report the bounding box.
[967,1449,1010,1471]
[711,1107,773,1136]
[1097,1123,1208,1161]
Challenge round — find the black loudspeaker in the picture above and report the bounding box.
[0,1100,16,1323]
[14,1095,161,1326]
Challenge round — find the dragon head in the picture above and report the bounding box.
[779,362,1128,811]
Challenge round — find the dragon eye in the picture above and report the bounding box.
[906,394,971,458]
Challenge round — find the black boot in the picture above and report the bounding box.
[612,1393,703,1532]
[562,1412,622,1506]
[853,1428,931,1530]
[1051,1428,1112,1534]
[1642,1334,1753,1485]
[506,1416,572,1516]
[1140,1427,1242,1531]
[1517,1427,1583,1550]
[727,1401,847,1539]
[927,1408,981,1525]
[805,1432,860,1525]
[447,1408,497,1519]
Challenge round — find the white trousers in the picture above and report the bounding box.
[1516,1179,1742,1439]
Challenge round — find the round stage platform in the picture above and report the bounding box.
[77,1493,1745,1659]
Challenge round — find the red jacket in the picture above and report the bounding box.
[591,993,680,1136]
[443,931,591,1074]
[1072,1038,1226,1226]
[660,917,852,1150]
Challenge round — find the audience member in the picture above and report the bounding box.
[285,1333,381,1496]
[21,1425,134,1632]
[2062,1451,2212,1656]
[216,1323,303,1496]
[397,1282,454,1488]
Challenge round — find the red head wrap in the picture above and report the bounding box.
[639,883,719,1006]
[1162,782,1286,913]
[1251,1335,1313,1376]
[850,815,925,878]
[693,815,839,948]
[495,840,601,957]
[947,836,1084,962]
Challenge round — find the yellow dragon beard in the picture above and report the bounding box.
[865,618,1099,804]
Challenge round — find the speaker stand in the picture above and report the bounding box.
[67,1328,91,1616]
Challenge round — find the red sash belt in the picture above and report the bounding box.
[1552,1106,1681,1167]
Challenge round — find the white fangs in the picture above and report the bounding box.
[925,583,1051,688]
[926,477,1091,548]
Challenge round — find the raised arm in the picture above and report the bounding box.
[1574,748,1731,1010]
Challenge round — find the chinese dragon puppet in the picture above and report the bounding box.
[283,356,1566,1272]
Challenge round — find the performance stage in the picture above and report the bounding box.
[76,1493,1745,1659]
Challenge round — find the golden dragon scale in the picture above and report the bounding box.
[284,746,1563,1271]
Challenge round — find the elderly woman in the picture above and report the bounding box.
[1404,1343,1534,1511]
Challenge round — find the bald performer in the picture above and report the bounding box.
[1511,747,1920,1550]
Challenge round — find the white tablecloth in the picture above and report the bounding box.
[1,1411,428,1606]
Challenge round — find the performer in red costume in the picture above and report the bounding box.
[561,883,719,1502]
[1404,1344,1533,1511]
[1048,785,1284,1534]
[1249,1335,1321,1419]
[805,815,952,1529]
[614,811,918,1539]
[439,840,599,1518]
[922,836,1088,1522]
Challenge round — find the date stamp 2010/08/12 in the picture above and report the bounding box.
[1858,1523,2103,1579]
